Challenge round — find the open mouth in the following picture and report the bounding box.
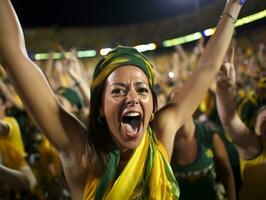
[121,112,142,138]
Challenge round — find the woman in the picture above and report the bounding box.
[0,0,245,199]
[171,119,236,200]
[169,83,236,200]
[0,93,38,199]
[216,48,266,200]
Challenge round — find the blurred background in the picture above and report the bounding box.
[1,0,266,199]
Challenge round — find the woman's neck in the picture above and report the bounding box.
[118,149,134,173]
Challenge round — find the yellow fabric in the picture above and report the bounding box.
[149,142,174,200]
[239,142,266,200]
[0,117,27,157]
[91,57,154,90]
[0,141,26,170]
[258,77,266,88]
[14,95,24,108]
[92,58,130,89]
[199,92,215,115]
[38,134,62,176]
[60,74,72,88]
[83,133,178,200]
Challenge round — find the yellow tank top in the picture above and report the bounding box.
[239,141,266,200]
[38,134,62,176]
[1,117,27,157]
[0,141,26,169]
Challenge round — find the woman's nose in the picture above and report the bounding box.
[126,91,139,106]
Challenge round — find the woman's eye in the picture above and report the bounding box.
[137,88,149,94]
[111,88,126,95]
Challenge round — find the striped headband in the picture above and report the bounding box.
[91,46,155,93]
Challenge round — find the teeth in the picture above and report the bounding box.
[125,112,140,117]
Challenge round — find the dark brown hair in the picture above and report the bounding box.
[85,81,158,176]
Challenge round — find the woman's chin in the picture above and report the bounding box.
[120,128,145,150]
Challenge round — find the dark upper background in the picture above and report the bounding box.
[10,0,265,52]
[12,0,214,27]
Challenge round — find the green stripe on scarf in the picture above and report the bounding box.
[93,127,179,200]
[94,150,120,200]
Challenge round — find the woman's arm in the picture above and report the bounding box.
[189,37,205,70]
[0,0,86,159]
[215,48,261,159]
[0,163,37,192]
[155,0,244,157]
[67,55,91,107]
[0,79,24,110]
[43,50,59,90]
[212,133,236,200]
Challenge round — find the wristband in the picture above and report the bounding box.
[221,11,237,23]
[239,0,247,6]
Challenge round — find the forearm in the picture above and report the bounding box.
[216,85,237,124]
[219,167,236,200]
[213,133,236,200]
[170,1,242,127]
[0,0,76,152]
[192,1,242,88]
[0,0,27,61]
[216,85,260,153]
[0,165,30,191]
[0,0,51,97]
[197,1,241,74]
[177,46,189,66]
[44,53,54,78]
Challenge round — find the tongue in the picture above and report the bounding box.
[123,120,139,137]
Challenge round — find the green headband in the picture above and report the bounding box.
[91,46,155,93]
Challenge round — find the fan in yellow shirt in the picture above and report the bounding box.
[216,49,266,200]
[0,93,38,199]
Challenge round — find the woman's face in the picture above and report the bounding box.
[255,108,266,140]
[101,65,153,151]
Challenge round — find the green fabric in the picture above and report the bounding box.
[237,91,258,131]
[172,121,215,173]
[171,121,217,200]
[91,46,155,95]
[141,135,154,198]
[94,130,155,200]
[57,87,84,109]
[94,127,179,200]
[94,150,120,200]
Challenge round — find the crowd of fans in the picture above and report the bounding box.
[0,25,265,199]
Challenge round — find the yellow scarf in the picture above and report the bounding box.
[83,128,179,200]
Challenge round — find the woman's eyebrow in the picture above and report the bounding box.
[135,81,148,86]
[111,82,127,87]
